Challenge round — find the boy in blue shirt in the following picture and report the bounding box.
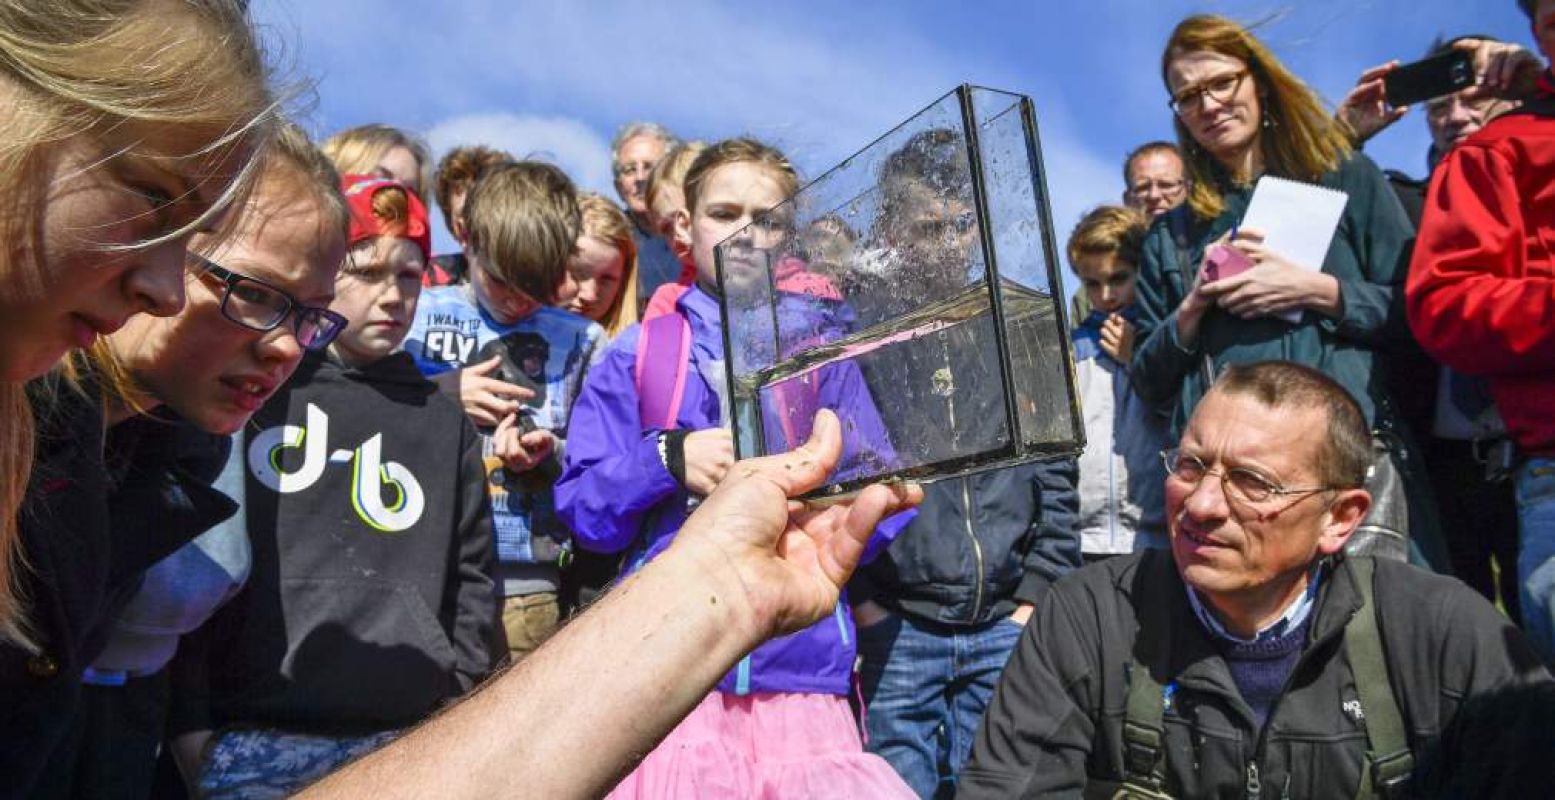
[405,161,606,660]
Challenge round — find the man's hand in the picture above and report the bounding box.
[492,413,556,473]
[682,428,735,496]
[1009,602,1034,626]
[431,356,534,428]
[1336,61,1408,145]
[1458,38,1541,101]
[668,409,923,639]
[1099,313,1136,364]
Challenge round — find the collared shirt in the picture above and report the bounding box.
[1187,564,1326,646]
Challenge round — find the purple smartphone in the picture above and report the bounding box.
[1204,243,1254,282]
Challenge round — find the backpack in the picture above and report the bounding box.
[634,283,693,430]
[1106,557,1412,800]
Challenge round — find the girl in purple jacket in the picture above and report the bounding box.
[557,139,912,799]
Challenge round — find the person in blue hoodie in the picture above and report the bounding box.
[1067,205,1172,560]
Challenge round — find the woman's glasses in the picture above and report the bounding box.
[1169,71,1249,116]
[190,253,347,351]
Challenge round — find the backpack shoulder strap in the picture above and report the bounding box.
[634,311,691,431]
[1343,556,1413,800]
[642,282,690,322]
[1113,557,1177,799]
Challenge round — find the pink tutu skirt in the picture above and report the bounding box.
[606,691,915,799]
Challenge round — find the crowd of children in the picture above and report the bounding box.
[13,2,1552,797]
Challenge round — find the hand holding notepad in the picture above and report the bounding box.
[1232,176,1349,323]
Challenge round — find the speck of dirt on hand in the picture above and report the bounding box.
[710,595,718,605]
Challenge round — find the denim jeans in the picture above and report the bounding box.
[856,612,1024,799]
[1516,456,1555,659]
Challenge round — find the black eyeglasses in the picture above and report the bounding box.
[1160,447,1334,507]
[190,253,347,352]
[1168,70,1249,116]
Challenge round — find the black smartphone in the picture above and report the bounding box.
[1384,50,1475,107]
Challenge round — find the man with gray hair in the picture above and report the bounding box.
[611,121,682,309]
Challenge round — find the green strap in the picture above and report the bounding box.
[1122,657,1167,783]
[1343,557,1413,800]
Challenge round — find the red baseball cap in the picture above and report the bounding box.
[341,174,431,261]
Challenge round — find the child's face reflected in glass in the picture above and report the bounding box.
[678,161,791,294]
[883,179,978,291]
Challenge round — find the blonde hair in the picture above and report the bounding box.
[645,140,707,213]
[576,193,639,337]
[464,161,580,304]
[1162,14,1352,220]
[0,0,281,648]
[432,144,512,237]
[682,137,799,217]
[89,121,344,416]
[321,123,431,199]
[1066,205,1149,272]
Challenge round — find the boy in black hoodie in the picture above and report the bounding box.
[170,176,504,798]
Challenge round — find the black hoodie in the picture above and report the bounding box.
[171,351,502,736]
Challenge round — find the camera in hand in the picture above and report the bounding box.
[477,333,562,485]
[1384,50,1475,108]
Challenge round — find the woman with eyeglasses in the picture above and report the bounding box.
[1130,14,1445,570]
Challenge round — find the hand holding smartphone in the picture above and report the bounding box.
[1384,49,1475,107]
[1203,242,1255,283]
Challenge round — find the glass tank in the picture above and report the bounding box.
[717,84,1084,496]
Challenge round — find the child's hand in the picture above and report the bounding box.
[682,429,735,496]
[434,356,535,428]
[1100,314,1136,364]
[493,413,556,473]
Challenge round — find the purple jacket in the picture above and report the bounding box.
[557,285,896,696]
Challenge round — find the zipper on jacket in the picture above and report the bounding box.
[963,479,984,623]
[1245,762,1260,799]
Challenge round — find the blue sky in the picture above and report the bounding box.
[254,0,1536,289]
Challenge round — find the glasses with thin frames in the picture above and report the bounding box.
[612,159,655,178]
[1129,179,1187,199]
[1169,71,1249,116]
[190,253,347,352]
[1160,448,1334,507]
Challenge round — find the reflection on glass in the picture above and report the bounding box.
[717,85,1083,495]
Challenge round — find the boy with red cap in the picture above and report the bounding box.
[177,175,504,797]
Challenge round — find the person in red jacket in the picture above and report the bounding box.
[1407,0,1555,658]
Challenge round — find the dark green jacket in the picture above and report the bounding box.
[1131,153,1416,435]
[958,551,1549,798]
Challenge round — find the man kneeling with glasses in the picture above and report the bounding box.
[959,361,1549,799]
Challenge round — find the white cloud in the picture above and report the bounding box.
[426,112,615,196]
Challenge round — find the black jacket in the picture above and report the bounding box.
[959,550,1549,798]
[0,383,234,799]
[849,458,1079,627]
[171,352,501,736]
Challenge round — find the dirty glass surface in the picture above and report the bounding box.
[718,85,1082,496]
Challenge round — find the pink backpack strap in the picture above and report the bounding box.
[634,310,692,431]
[642,282,690,322]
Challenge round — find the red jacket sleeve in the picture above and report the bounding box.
[1406,138,1555,376]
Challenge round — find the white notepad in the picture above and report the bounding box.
[1240,175,1349,323]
